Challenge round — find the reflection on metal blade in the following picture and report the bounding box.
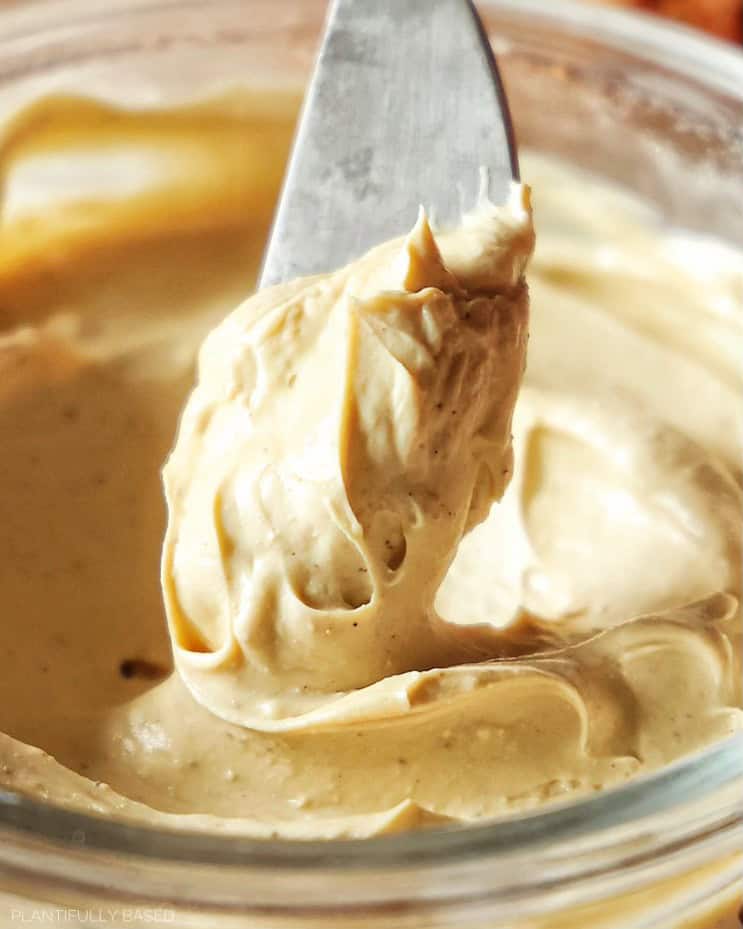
[259,0,517,288]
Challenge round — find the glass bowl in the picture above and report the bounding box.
[0,1,741,926]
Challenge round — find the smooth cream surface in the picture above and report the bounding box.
[0,94,740,839]
[162,189,533,730]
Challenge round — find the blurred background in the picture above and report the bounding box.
[585,0,742,41]
[0,0,739,43]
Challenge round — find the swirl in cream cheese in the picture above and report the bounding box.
[162,186,534,729]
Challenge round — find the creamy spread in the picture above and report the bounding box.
[0,93,740,840]
[162,188,533,730]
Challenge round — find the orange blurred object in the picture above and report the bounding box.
[587,0,742,42]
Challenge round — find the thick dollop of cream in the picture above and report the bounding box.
[162,185,534,729]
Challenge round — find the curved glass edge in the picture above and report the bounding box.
[492,0,743,98]
[0,0,738,886]
[1,0,742,96]
[1,735,741,872]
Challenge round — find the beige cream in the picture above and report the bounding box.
[162,188,533,730]
[0,94,740,840]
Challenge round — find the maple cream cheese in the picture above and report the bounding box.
[0,96,740,840]
[161,188,533,730]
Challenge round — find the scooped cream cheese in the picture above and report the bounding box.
[162,188,533,730]
[0,95,740,841]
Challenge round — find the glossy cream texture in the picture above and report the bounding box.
[0,95,741,838]
[162,189,533,730]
